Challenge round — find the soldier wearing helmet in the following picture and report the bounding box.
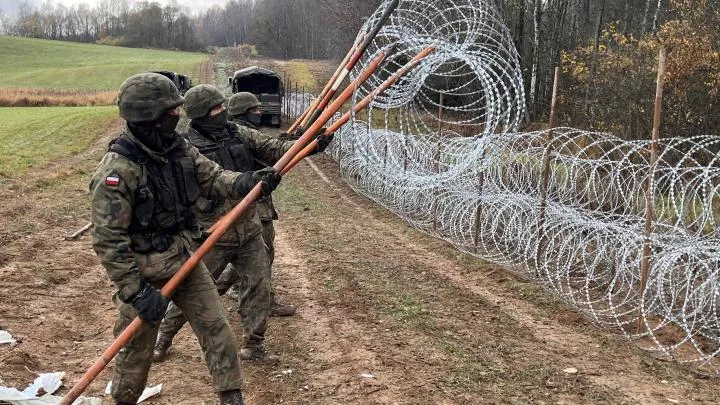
[151,85,328,364]
[225,92,334,317]
[227,91,263,127]
[89,73,279,405]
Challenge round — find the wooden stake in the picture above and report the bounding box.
[65,222,93,241]
[432,93,445,232]
[294,81,298,117]
[536,67,561,267]
[637,47,666,333]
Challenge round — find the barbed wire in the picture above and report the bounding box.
[287,0,720,371]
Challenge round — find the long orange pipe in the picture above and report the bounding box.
[292,34,365,133]
[282,47,435,175]
[59,51,387,405]
[303,0,399,130]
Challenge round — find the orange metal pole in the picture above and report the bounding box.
[293,34,365,133]
[283,47,435,175]
[303,0,399,129]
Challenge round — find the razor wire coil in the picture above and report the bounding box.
[287,0,720,372]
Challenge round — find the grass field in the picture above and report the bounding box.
[0,106,116,175]
[0,36,206,90]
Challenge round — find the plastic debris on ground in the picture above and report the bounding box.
[0,330,16,345]
[105,381,162,403]
[0,372,101,404]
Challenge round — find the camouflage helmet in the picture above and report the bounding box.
[117,73,184,122]
[184,84,227,119]
[227,92,261,116]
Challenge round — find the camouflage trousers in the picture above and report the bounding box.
[111,265,242,403]
[262,220,277,303]
[159,233,271,349]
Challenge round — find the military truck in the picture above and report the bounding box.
[151,71,193,95]
[229,66,284,127]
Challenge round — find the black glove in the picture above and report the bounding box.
[278,131,300,141]
[127,279,169,326]
[252,167,282,197]
[278,125,305,141]
[293,125,306,138]
[311,129,334,154]
[233,172,255,196]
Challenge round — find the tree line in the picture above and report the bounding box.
[0,0,379,58]
[1,0,718,138]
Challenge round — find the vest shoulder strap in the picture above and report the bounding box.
[109,135,149,165]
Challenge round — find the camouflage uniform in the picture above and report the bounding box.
[226,93,294,315]
[156,85,294,359]
[91,74,275,405]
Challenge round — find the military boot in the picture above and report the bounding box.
[270,302,297,317]
[239,347,280,364]
[152,333,173,363]
[225,283,240,301]
[219,389,244,405]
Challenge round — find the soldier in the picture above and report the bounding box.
[152,85,332,363]
[225,92,318,317]
[90,73,281,405]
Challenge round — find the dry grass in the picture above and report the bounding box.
[0,88,117,107]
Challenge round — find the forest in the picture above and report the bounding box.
[2,0,718,138]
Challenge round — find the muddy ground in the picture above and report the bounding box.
[1,115,719,404]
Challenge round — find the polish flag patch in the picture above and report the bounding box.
[105,175,120,186]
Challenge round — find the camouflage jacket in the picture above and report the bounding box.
[233,119,289,222]
[90,124,247,301]
[183,121,293,245]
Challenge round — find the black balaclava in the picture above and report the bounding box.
[193,109,228,134]
[234,111,262,126]
[129,112,180,153]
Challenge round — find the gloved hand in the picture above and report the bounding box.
[278,125,305,141]
[126,279,169,326]
[293,125,306,138]
[252,167,282,197]
[316,131,334,153]
[311,129,334,154]
[278,131,300,141]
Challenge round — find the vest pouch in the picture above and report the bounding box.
[178,157,200,204]
[154,211,178,230]
[134,186,154,228]
[151,232,173,252]
[227,142,253,172]
[130,233,154,254]
[215,147,236,171]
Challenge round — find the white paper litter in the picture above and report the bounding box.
[24,372,65,397]
[105,381,162,403]
[0,330,16,344]
[0,372,101,405]
[360,373,374,379]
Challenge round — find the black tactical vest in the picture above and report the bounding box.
[188,123,254,172]
[109,134,200,253]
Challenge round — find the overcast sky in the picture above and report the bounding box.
[0,0,230,15]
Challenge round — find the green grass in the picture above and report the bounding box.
[0,106,116,175]
[0,36,206,90]
[286,60,317,92]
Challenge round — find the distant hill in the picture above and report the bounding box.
[0,36,206,90]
